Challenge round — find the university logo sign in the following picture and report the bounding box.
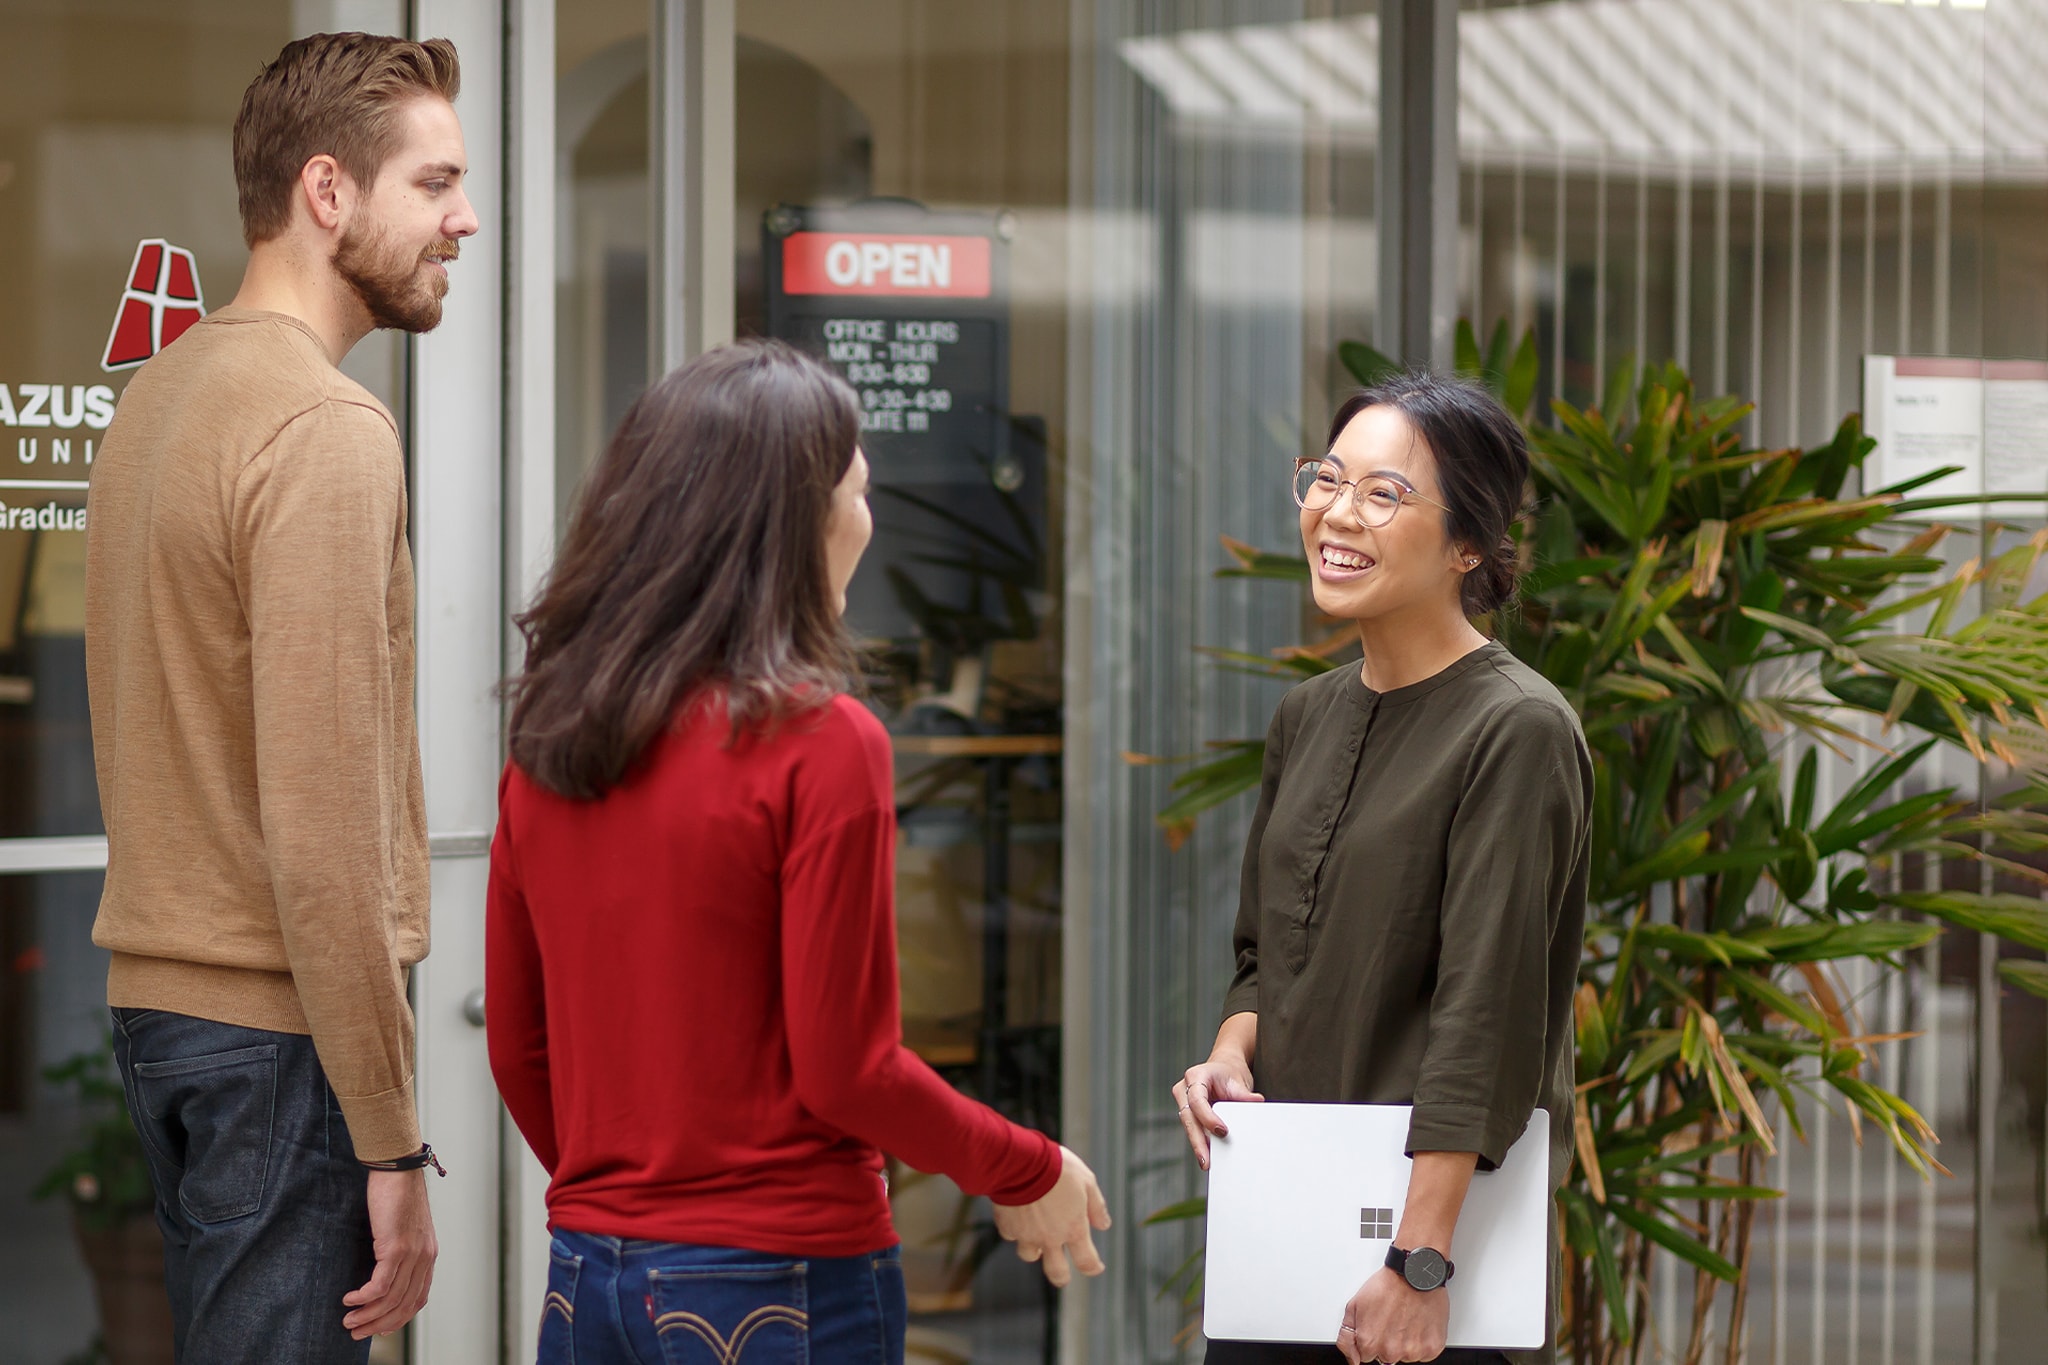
[102,238,205,371]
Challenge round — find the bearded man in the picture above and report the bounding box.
[82,32,476,1363]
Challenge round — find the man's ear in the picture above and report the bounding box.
[297,154,349,233]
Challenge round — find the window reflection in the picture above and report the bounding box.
[555,0,652,530]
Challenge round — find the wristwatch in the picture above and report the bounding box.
[1385,1244,1455,1291]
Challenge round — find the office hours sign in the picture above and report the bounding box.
[766,203,1038,643]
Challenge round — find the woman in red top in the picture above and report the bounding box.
[488,340,1109,1365]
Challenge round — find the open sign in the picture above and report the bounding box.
[780,232,992,298]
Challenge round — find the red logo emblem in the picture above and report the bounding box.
[102,239,205,371]
[781,233,992,298]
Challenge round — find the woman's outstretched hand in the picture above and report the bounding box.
[992,1145,1113,1287]
[1173,1052,1263,1170]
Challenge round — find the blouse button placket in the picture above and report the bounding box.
[1286,698,1375,973]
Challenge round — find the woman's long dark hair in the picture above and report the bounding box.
[506,340,862,799]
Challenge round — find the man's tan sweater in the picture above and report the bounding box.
[85,308,429,1161]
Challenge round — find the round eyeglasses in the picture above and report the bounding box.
[1291,459,1451,528]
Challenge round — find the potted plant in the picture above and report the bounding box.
[35,1042,175,1365]
[1147,323,2048,1363]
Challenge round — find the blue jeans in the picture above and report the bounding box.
[111,1007,374,1365]
[538,1230,907,1365]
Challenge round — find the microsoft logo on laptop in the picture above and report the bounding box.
[102,239,205,372]
[1359,1207,1394,1240]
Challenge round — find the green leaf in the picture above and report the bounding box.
[1788,748,1818,832]
[1612,1182,1783,1203]
[1454,318,1484,378]
[1622,1031,1685,1086]
[1143,1197,1208,1226]
[1503,329,1541,419]
[1739,921,1941,963]
[1634,924,1773,966]
[1559,1189,1633,1344]
[1607,1200,1742,1282]
[1999,960,2048,1000]
[1338,340,1402,387]
[1522,555,1622,599]
[1723,970,1829,1036]
[1887,892,2048,952]
[1610,830,1713,896]
[1626,718,1685,855]
[1156,742,1266,826]
[1601,354,1637,426]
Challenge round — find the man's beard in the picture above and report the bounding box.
[334,219,455,334]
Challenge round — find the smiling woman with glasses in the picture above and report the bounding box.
[1175,372,1594,1365]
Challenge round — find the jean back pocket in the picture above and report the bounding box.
[648,1261,807,1365]
[537,1239,582,1365]
[131,1042,278,1224]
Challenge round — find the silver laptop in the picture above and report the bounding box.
[1203,1102,1550,1349]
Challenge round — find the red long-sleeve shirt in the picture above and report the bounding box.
[485,693,1061,1256]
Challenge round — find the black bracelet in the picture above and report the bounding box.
[360,1143,446,1177]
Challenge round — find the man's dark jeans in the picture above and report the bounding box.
[111,1007,375,1365]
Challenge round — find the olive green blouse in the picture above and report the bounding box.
[1223,640,1593,1189]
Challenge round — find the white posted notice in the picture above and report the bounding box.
[1863,356,1984,516]
[1984,361,2048,518]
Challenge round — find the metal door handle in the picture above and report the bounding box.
[462,988,486,1028]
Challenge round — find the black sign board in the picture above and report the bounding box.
[764,201,1041,647]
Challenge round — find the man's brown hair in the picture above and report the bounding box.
[233,32,461,247]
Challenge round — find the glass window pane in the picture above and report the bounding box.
[555,0,652,531]
[1459,2,2048,1360]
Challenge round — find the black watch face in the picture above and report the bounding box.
[1403,1247,1449,1291]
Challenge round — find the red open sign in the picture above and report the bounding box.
[780,232,992,298]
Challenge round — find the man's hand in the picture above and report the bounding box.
[342,1168,438,1339]
[1339,1265,1449,1365]
[991,1145,1113,1287]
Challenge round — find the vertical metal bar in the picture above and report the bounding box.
[1898,166,1914,354]
[1375,0,1458,370]
[1551,20,1565,405]
[981,756,1013,1107]
[1748,0,1765,447]
[651,0,683,374]
[650,0,735,374]
[1848,955,1867,1365]
[1977,861,2000,1363]
[1882,869,1904,1365]
[407,1,507,1359]
[1825,135,1842,431]
[1917,860,1939,1365]
[1592,151,1606,397]
[504,0,557,1359]
[1774,1104,1791,1365]
[1511,2,1528,338]
[1633,8,1648,379]
[1710,0,1730,397]
[1932,171,1951,356]
[1470,162,1484,335]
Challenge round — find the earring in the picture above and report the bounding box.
[1464,556,1480,568]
